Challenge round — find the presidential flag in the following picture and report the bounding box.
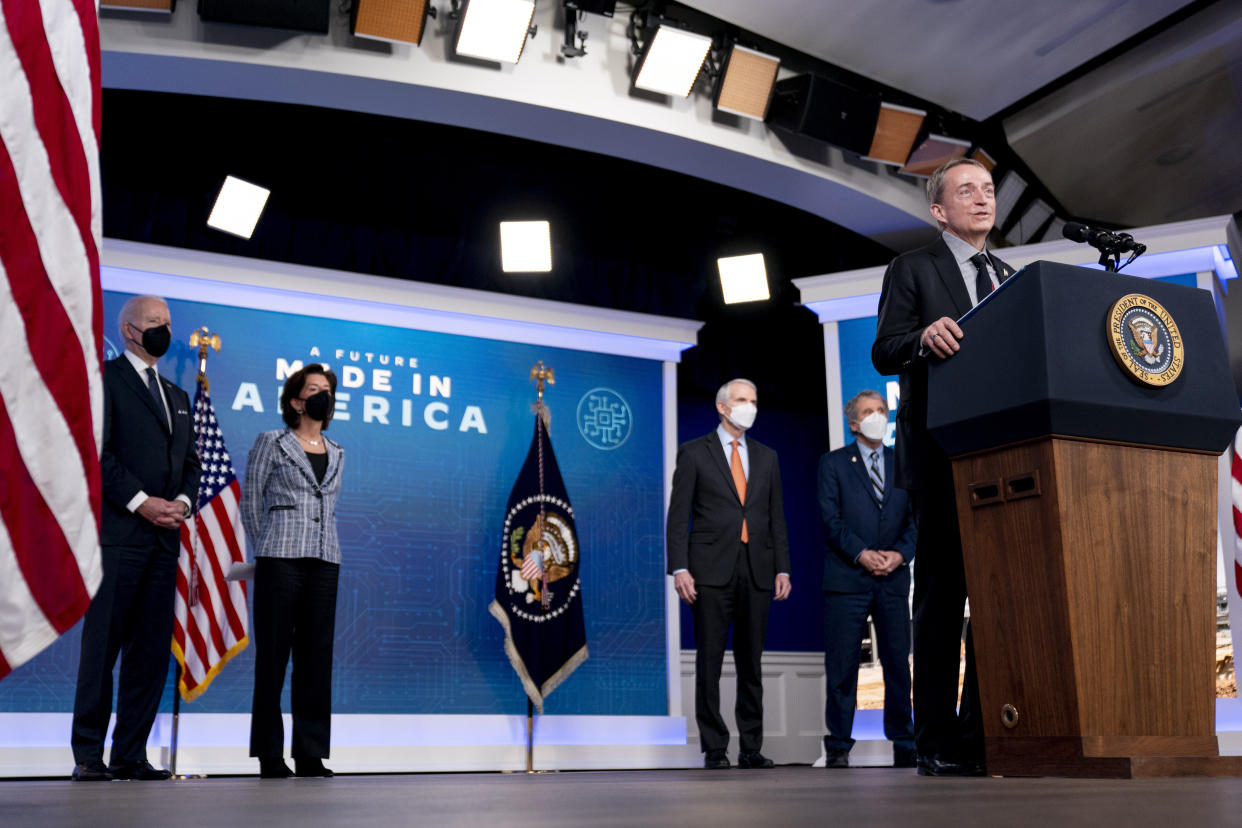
[0,0,104,679]
[490,413,587,712]
[172,383,249,700]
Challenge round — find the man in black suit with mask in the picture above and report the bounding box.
[667,378,791,770]
[872,158,1013,777]
[70,295,201,782]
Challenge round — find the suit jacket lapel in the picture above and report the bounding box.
[991,253,1015,285]
[116,358,171,434]
[277,429,318,487]
[929,237,973,318]
[322,438,342,488]
[705,433,741,503]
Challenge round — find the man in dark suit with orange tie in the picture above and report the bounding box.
[70,295,201,782]
[817,390,916,769]
[667,378,791,770]
[872,158,1013,776]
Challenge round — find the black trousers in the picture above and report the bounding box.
[692,542,771,754]
[910,486,982,762]
[71,544,178,765]
[249,557,340,760]
[822,584,913,752]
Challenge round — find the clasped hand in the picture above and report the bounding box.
[137,496,187,529]
[858,548,902,577]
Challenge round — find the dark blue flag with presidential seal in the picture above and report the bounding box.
[489,411,587,712]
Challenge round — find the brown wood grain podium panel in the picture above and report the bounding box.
[953,436,1229,777]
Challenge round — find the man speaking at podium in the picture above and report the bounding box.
[872,158,1012,777]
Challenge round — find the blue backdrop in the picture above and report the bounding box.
[0,290,668,715]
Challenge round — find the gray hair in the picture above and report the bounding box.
[715,378,757,406]
[844,389,885,424]
[926,157,989,206]
[117,295,168,339]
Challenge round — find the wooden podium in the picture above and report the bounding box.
[927,261,1242,778]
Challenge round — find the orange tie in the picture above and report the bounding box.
[731,439,748,543]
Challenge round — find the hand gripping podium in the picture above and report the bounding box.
[927,261,1242,778]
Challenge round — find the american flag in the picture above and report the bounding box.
[1233,428,1242,597]
[173,384,249,700]
[0,1,104,680]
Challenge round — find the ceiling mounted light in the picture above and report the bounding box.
[717,253,770,304]
[352,0,433,45]
[864,103,926,166]
[500,221,552,272]
[714,44,780,120]
[206,176,270,240]
[633,24,713,98]
[899,133,970,177]
[993,170,1027,229]
[100,0,173,11]
[970,147,997,172]
[455,0,537,64]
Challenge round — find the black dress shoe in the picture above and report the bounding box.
[823,748,850,768]
[737,751,774,769]
[259,758,293,779]
[703,749,731,770]
[294,758,334,778]
[71,761,113,782]
[915,754,985,777]
[893,746,917,768]
[109,760,172,781]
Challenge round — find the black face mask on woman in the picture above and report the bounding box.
[136,324,171,358]
[302,390,333,422]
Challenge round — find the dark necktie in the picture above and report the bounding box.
[970,252,993,302]
[868,450,884,503]
[146,367,169,429]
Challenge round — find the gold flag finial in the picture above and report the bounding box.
[530,361,554,402]
[189,327,222,392]
[529,361,554,428]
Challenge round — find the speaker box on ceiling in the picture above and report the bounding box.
[197,0,331,34]
[765,74,881,156]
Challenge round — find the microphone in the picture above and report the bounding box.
[1063,221,1146,272]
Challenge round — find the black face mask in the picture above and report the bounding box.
[135,324,171,358]
[302,390,333,422]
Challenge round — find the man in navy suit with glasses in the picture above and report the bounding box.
[817,389,916,770]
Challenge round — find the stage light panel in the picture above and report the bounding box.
[100,0,174,10]
[352,0,430,45]
[714,44,780,120]
[971,147,997,172]
[633,25,712,98]
[455,0,536,64]
[717,253,770,304]
[899,134,970,177]
[1007,198,1053,244]
[864,103,926,166]
[206,176,270,240]
[500,221,552,272]
[993,171,1027,229]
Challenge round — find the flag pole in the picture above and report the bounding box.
[170,663,182,777]
[526,698,535,773]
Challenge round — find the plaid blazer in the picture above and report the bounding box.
[241,428,345,564]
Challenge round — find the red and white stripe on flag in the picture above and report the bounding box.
[1232,427,1242,597]
[520,548,543,582]
[173,385,249,701]
[0,0,105,680]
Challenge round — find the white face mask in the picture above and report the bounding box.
[727,401,757,430]
[857,410,887,442]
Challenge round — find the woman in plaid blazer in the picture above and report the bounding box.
[242,364,345,779]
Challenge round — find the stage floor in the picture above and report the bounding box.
[6,767,1242,827]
